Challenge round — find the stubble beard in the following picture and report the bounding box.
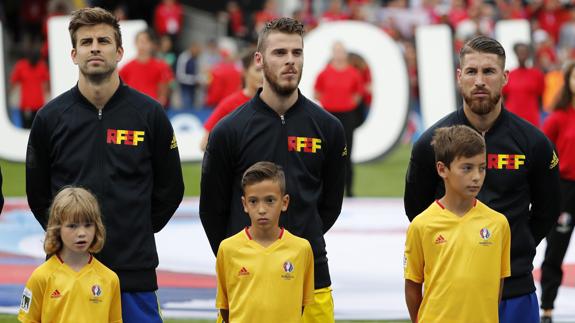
[263,61,301,98]
[80,64,116,85]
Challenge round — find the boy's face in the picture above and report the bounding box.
[242,179,289,230]
[438,153,486,199]
[60,221,96,254]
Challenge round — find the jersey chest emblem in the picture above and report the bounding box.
[487,154,525,170]
[288,136,322,153]
[281,260,295,280]
[479,227,493,246]
[90,284,103,304]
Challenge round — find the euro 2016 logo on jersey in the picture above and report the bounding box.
[91,285,102,297]
[479,228,493,246]
[90,284,103,304]
[282,261,295,280]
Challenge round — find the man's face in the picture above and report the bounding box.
[71,23,123,82]
[457,52,508,115]
[256,32,303,97]
[136,32,155,57]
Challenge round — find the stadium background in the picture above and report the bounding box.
[1,0,575,322]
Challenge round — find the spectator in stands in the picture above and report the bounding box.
[503,42,545,127]
[315,41,362,197]
[225,1,247,39]
[120,29,174,108]
[200,50,262,151]
[321,0,349,23]
[153,0,183,52]
[9,44,50,129]
[539,61,575,323]
[158,34,177,69]
[176,42,202,110]
[204,49,242,109]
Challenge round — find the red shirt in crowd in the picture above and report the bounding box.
[543,107,575,181]
[204,62,242,107]
[154,1,183,35]
[10,59,50,111]
[503,67,545,127]
[204,90,250,131]
[120,58,174,100]
[315,64,362,113]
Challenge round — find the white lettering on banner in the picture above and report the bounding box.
[0,19,533,162]
[300,21,409,163]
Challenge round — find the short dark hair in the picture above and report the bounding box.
[136,28,158,45]
[256,17,304,52]
[240,50,256,70]
[459,36,506,68]
[431,125,486,168]
[69,7,122,49]
[241,161,286,195]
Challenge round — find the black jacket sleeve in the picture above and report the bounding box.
[0,165,3,214]
[199,123,235,255]
[319,119,346,233]
[150,109,185,233]
[26,114,52,229]
[404,133,440,222]
[528,137,561,245]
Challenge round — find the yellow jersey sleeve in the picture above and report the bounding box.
[109,274,123,323]
[404,221,424,283]
[18,270,45,323]
[215,245,229,310]
[501,218,511,278]
[302,242,315,306]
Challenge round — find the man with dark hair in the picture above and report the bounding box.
[200,17,347,323]
[26,7,184,323]
[404,35,561,323]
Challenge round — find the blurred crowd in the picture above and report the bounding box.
[3,0,575,130]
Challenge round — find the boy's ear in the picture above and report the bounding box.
[241,196,248,213]
[282,194,290,212]
[436,161,448,179]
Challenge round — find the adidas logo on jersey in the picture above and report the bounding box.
[238,267,250,276]
[50,290,61,298]
[435,235,447,244]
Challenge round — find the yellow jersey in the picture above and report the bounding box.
[404,200,511,323]
[18,255,122,323]
[216,228,315,323]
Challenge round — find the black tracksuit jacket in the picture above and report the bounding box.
[404,107,561,299]
[200,89,347,289]
[26,83,184,292]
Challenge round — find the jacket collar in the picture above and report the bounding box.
[252,87,305,118]
[456,105,508,134]
[72,80,127,113]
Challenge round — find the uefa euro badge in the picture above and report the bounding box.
[479,227,492,246]
[92,285,102,297]
[282,261,295,280]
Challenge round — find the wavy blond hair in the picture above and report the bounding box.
[44,187,106,255]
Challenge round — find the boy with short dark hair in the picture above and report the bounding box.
[404,125,511,323]
[216,161,314,323]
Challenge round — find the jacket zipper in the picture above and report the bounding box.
[279,113,289,228]
[98,109,102,120]
[280,114,285,125]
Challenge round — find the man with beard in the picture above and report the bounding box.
[26,7,184,323]
[200,17,346,323]
[403,36,560,323]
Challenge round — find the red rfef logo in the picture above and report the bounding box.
[106,129,145,146]
[487,154,525,170]
[288,136,322,153]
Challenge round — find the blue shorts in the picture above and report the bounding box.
[121,292,163,323]
[499,292,539,323]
